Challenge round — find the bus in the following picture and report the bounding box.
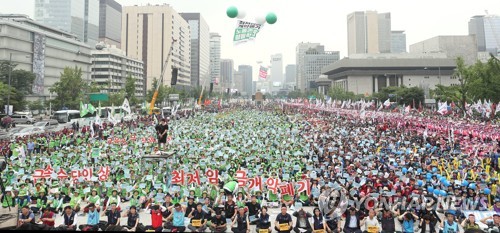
[53,110,95,123]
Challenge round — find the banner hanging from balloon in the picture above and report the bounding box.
[233,20,263,45]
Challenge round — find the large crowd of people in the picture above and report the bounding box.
[0,101,499,232]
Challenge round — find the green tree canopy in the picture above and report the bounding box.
[0,61,35,111]
[49,67,89,110]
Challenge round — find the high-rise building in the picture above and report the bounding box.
[296,42,320,91]
[285,64,296,83]
[122,4,191,93]
[209,33,221,89]
[220,59,234,89]
[347,11,392,55]
[233,71,244,93]
[391,30,407,53]
[303,46,340,90]
[0,15,91,102]
[99,0,122,47]
[91,45,144,97]
[180,13,210,88]
[238,65,253,95]
[34,0,99,46]
[270,54,284,83]
[469,15,500,55]
[409,35,478,65]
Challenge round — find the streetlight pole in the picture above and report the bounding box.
[438,66,441,85]
[6,53,12,115]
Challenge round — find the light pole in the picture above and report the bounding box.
[6,53,12,115]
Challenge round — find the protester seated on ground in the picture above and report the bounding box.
[292,208,313,233]
[17,205,35,228]
[188,202,208,232]
[165,203,187,232]
[84,189,101,214]
[144,203,167,232]
[209,210,227,233]
[68,189,82,214]
[342,207,363,233]
[31,189,47,214]
[275,205,293,233]
[101,202,121,229]
[256,206,272,233]
[360,209,380,233]
[57,205,78,231]
[79,203,100,231]
[1,186,16,209]
[312,207,331,233]
[122,205,142,231]
[419,215,437,233]
[481,213,500,230]
[37,207,56,228]
[246,195,261,224]
[441,212,460,233]
[462,214,480,231]
[231,206,249,233]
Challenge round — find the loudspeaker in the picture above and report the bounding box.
[171,68,178,85]
[209,83,213,94]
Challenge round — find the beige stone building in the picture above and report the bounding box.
[121,4,191,93]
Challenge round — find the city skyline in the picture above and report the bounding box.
[2,0,500,81]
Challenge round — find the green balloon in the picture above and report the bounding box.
[266,12,277,24]
[226,6,238,18]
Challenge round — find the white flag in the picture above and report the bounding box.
[95,114,102,126]
[383,99,391,107]
[121,98,131,114]
[107,110,117,124]
[90,121,95,138]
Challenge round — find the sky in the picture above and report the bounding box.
[2,0,500,79]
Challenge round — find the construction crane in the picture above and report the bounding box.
[149,39,176,115]
[484,10,500,54]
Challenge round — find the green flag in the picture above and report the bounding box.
[80,101,88,117]
[88,103,96,114]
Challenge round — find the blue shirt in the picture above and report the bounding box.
[173,210,184,227]
[87,210,100,225]
[27,142,35,150]
[443,221,458,233]
[402,219,414,233]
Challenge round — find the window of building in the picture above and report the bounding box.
[424,76,429,79]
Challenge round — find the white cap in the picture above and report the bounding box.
[5,187,12,192]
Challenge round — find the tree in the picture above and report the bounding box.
[125,75,138,105]
[397,87,425,107]
[28,100,44,112]
[49,67,89,110]
[287,90,304,99]
[0,61,35,111]
[327,86,358,100]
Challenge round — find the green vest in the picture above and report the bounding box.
[88,195,100,205]
[18,187,29,196]
[108,196,118,205]
[69,196,81,208]
[2,195,14,208]
[51,198,61,208]
[37,197,46,208]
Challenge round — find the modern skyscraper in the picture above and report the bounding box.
[99,0,122,47]
[34,0,99,46]
[285,64,296,83]
[391,30,407,53]
[220,59,234,90]
[122,4,191,92]
[347,11,392,55]
[296,42,320,91]
[210,33,221,89]
[180,13,210,88]
[303,46,340,90]
[238,65,253,95]
[469,15,500,55]
[270,54,284,83]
